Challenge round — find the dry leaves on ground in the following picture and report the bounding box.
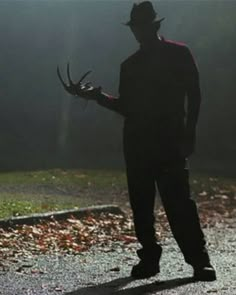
[0,188,235,271]
[0,213,137,270]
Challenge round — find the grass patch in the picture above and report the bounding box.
[0,169,235,219]
[0,169,127,188]
[0,193,81,219]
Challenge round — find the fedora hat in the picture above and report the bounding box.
[123,1,165,26]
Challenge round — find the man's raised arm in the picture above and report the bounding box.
[57,62,127,117]
[96,64,127,117]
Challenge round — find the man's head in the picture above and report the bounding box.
[124,1,164,43]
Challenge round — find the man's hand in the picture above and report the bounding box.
[57,63,102,100]
[179,130,196,158]
[179,139,195,158]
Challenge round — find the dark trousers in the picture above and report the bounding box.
[124,152,210,267]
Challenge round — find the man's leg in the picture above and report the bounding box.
[125,154,162,278]
[125,155,162,259]
[155,157,210,267]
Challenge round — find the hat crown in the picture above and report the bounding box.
[130,1,157,24]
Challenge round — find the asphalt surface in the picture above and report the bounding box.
[0,223,235,295]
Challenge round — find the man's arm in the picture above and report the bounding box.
[184,46,201,137]
[182,46,201,155]
[96,64,127,116]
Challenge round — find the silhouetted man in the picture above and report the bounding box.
[57,1,216,281]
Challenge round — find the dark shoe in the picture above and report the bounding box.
[193,264,216,281]
[131,259,160,279]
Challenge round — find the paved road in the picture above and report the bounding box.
[0,224,235,295]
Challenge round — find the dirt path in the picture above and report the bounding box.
[0,221,235,295]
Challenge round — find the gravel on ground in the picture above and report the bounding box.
[0,223,235,295]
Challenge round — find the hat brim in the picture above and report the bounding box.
[123,17,165,26]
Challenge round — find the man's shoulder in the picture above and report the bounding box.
[121,50,140,68]
[120,38,192,68]
[162,38,189,53]
[162,38,195,64]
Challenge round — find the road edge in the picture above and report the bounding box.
[0,205,125,229]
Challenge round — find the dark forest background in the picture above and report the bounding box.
[0,0,235,175]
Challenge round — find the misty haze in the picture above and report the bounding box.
[0,1,236,293]
[0,0,235,175]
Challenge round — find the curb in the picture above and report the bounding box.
[0,205,125,229]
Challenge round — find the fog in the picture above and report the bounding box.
[0,0,235,175]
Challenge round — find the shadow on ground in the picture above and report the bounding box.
[65,276,195,295]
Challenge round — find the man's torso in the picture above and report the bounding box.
[121,37,191,159]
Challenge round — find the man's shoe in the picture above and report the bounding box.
[193,264,216,281]
[131,259,160,279]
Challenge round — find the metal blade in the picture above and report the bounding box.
[57,66,68,89]
[78,70,92,85]
[67,62,75,86]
